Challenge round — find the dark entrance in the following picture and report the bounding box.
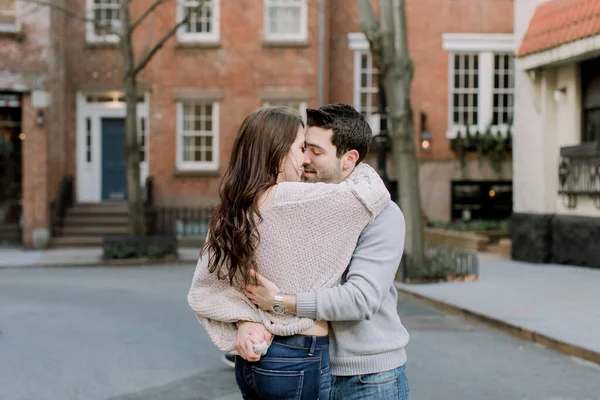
[0,92,22,244]
[451,180,513,221]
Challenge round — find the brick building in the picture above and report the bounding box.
[1,0,514,249]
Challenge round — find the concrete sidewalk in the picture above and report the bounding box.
[0,247,200,268]
[397,253,600,364]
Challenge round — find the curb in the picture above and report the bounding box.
[0,257,198,269]
[396,284,600,366]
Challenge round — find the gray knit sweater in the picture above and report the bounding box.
[296,202,409,376]
[187,164,390,352]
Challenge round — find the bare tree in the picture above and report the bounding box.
[22,0,207,235]
[357,0,425,274]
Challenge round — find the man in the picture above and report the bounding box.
[239,103,410,399]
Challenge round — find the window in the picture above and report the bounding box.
[581,57,600,143]
[85,117,92,163]
[264,0,307,43]
[177,102,219,171]
[492,54,514,127]
[139,117,147,163]
[451,53,480,128]
[86,0,121,43]
[177,0,220,43]
[442,33,515,137]
[355,51,380,119]
[0,0,17,32]
[263,101,307,121]
[348,33,384,134]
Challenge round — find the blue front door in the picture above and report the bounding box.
[101,118,127,200]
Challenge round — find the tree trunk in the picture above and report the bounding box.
[120,1,145,236]
[363,0,425,276]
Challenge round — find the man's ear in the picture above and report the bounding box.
[342,149,360,170]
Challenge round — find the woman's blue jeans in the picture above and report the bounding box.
[235,335,331,400]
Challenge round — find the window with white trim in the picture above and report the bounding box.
[492,54,514,126]
[177,102,219,171]
[264,0,307,43]
[442,33,515,137]
[451,53,480,128]
[263,100,307,121]
[449,52,514,135]
[177,0,220,43]
[86,0,121,43]
[0,0,17,32]
[355,51,380,118]
[138,117,147,163]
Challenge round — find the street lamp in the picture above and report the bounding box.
[420,111,432,152]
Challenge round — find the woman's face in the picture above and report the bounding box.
[280,126,307,182]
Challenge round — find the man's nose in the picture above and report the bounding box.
[303,152,311,166]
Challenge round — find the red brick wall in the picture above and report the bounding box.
[328,0,513,160]
[63,0,323,206]
[21,96,49,248]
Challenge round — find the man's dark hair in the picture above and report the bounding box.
[306,103,372,163]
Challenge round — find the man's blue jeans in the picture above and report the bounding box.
[235,335,331,400]
[329,364,409,400]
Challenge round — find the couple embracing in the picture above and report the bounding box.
[188,103,410,399]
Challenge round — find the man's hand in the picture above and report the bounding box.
[244,270,281,312]
[235,321,272,362]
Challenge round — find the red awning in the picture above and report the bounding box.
[517,0,600,57]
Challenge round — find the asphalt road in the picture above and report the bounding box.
[0,265,598,400]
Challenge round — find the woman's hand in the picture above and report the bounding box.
[244,270,281,312]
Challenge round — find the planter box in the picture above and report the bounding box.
[102,235,178,260]
[425,228,490,252]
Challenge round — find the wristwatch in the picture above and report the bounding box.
[272,292,286,315]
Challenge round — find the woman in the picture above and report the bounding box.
[188,107,389,399]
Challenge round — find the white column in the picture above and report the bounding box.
[478,51,494,132]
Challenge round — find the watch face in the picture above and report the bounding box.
[273,304,285,314]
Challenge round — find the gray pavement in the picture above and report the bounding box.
[1,265,599,400]
[398,253,600,357]
[0,247,200,268]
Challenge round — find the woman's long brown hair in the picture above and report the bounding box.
[203,107,304,286]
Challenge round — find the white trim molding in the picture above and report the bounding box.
[442,33,515,53]
[176,0,220,44]
[263,0,308,43]
[85,0,120,43]
[348,32,369,51]
[76,91,149,202]
[518,34,600,71]
[176,101,220,172]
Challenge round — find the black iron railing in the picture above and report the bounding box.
[50,176,74,236]
[558,142,600,208]
[147,206,214,239]
[144,176,214,239]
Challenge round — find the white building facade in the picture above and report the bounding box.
[513,0,600,267]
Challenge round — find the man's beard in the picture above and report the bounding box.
[302,165,343,184]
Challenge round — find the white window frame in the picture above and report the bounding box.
[0,0,19,33]
[442,33,515,138]
[86,0,121,44]
[263,100,307,121]
[348,32,382,134]
[176,101,220,172]
[264,0,308,43]
[176,0,220,43]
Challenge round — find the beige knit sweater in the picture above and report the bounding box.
[187,163,390,352]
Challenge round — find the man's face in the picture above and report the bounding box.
[302,126,344,183]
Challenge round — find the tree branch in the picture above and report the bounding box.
[20,0,119,37]
[356,0,379,43]
[356,0,383,71]
[130,0,167,32]
[379,0,396,73]
[132,0,207,76]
